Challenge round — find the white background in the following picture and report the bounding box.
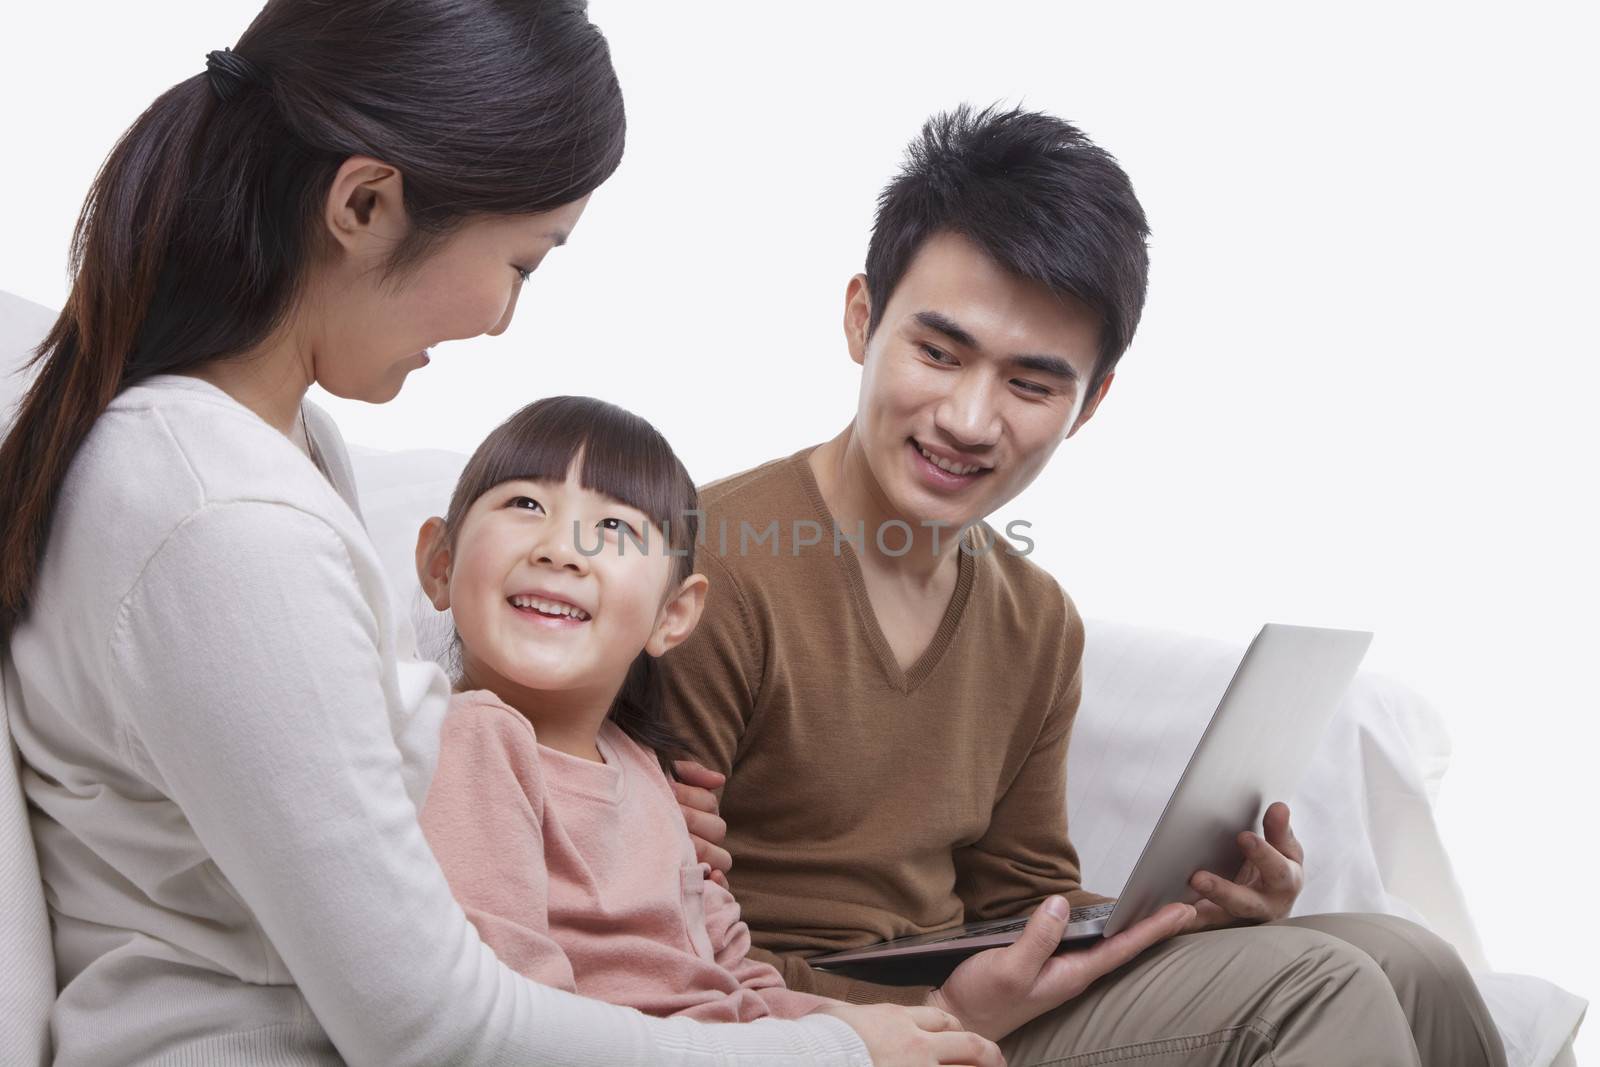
[3,1,1595,1056]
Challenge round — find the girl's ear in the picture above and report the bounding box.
[645,572,708,658]
[415,516,453,610]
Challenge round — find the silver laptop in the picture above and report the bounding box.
[812,623,1373,968]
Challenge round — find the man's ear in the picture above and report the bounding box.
[1065,370,1115,439]
[415,517,453,610]
[645,572,708,658]
[843,274,872,368]
[323,155,408,257]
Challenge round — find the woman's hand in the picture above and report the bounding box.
[927,897,1195,1042]
[815,1002,1005,1067]
[1183,801,1305,932]
[672,759,732,888]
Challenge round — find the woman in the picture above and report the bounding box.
[0,2,999,1064]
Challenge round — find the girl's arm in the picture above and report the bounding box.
[108,501,870,1067]
[699,866,836,1020]
[419,698,576,990]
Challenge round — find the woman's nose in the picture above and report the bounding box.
[487,285,522,337]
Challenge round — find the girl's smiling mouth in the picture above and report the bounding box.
[508,593,592,623]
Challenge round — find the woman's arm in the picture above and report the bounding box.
[107,501,869,1067]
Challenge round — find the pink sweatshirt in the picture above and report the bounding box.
[420,690,830,1023]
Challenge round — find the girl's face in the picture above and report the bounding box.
[417,460,705,708]
[308,158,592,404]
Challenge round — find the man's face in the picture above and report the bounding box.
[846,230,1108,533]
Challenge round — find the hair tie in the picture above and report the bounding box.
[204,47,263,103]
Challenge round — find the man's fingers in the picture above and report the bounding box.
[1263,802,1304,864]
[671,779,721,815]
[1237,831,1298,891]
[1006,896,1072,972]
[1073,902,1193,979]
[672,758,726,790]
[680,805,728,844]
[693,835,733,875]
[1191,870,1272,921]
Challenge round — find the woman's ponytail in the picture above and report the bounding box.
[0,76,216,640]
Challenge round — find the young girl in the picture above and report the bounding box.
[412,395,939,1030]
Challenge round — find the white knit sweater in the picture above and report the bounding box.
[7,374,869,1067]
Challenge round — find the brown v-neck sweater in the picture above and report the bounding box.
[659,446,1109,1005]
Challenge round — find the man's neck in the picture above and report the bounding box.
[808,424,965,588]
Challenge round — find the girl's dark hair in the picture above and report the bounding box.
[433,396,699,771]
[0,0,625,640]
[865,103,1150,402]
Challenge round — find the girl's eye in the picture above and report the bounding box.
[508,496,543,513]
[597,517,637,536]
[921,344,956,365]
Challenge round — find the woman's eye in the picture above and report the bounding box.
[514,265,533,283]
[508,496,543,513]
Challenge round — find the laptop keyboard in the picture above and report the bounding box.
[909,902,1118,946]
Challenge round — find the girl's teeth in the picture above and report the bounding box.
[510,596,590,621]
[918,444,982,476]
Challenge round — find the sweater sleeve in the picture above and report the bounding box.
[420,700,577,991]
[699,870,833,1020]
[657,550,760,776]
[107,501,870,1067]
[951,590,1113,919]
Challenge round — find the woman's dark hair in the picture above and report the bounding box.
[864,103,1150,402]
[432,395,698,771]
[0,0,625,640]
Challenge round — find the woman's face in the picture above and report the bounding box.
[311,193,591,403]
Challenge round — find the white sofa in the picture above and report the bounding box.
[1,289,1586,1065]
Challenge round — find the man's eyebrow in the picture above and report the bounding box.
[913,310,1078,381]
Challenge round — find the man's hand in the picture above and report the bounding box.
[1183,801,1305,932]
[927,896,1195,1042]
[672,759,732,888]
[814,1002,1006,1067]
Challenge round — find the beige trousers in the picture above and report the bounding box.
[997,912,1506,1067]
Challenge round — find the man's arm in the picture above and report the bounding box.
[659,552,938,1007]
[952,593,1112,919]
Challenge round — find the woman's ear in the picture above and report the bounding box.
[323,155,408,258]
[415,516,453,610]
[645,572,708,658]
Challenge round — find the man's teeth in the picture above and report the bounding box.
[509,595,591,621]
[917,443,984,476]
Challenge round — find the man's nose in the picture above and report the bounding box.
[935,371,1002,449]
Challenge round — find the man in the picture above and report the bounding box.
[661,104,1504,1066]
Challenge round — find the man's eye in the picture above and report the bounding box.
[1013,379,1051,396]
[509,496,543,512]
[921,344,956,364]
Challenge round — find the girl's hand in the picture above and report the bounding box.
[1183,801,1305,932]
[815,1002,1005,1067]
[672,759,732,888]
[927,897,1194,1042]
